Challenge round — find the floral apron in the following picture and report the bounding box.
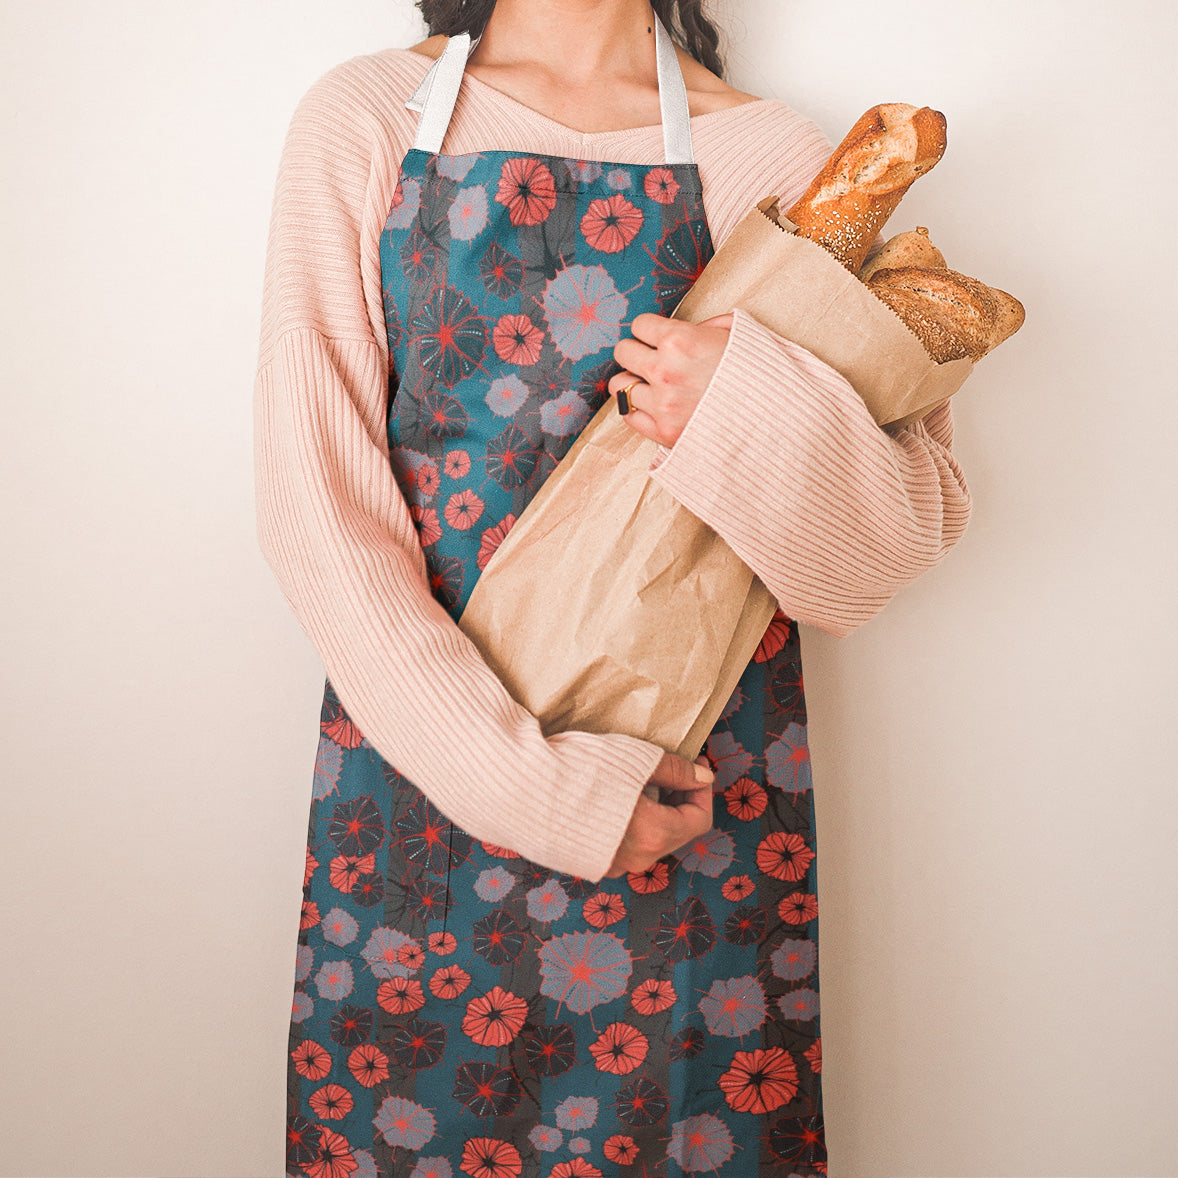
[287,22,826,1178]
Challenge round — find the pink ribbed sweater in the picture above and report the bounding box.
[254,48,971,880]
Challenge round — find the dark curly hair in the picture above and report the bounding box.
[416,0,725,79]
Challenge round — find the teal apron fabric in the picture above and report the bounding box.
[286,27,825,1178]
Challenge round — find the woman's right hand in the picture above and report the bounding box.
[603,753,715,878]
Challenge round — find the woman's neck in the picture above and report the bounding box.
[473,0,657,86]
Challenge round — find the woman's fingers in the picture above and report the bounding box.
[608,314,734,446]
[603,754,715,877]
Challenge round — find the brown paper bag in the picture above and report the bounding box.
[458,197,973,759]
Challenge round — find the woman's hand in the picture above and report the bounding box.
[609,313,734,447]
[603,753,715,878]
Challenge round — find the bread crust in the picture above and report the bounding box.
[787,104,948,274]
[858,227,946,282]
[866,266,1026,363]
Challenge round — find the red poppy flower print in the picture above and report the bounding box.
[653,896,715,962]
[328,853,375,893]
[308,1084,354,1121]
[429,963,471,999]
[603,1135,639,1165]
[756,832,815,882]
[327,795,385,857]
[417,460,441,496]
[485,424,541,491]
[779,892,819,924]
[724,905,768,946]
[495,156,558,226]
[429,930,458,955]
[476,515,516,571]
[471,908,527,965]
[411,505,442,546]
[304,1127,356,1178]
[615,1075,668,1126]
[304,847,319,888]
[630,977,676,1015]
[291,1038,331,1081]
[461,1136,522,1178]
[321,707,365,749]
[643,167,681,204]
[627,861,669,893]
[583,890,626,928]
[376,976,426,1014]
[286,1115,321,1168]
[755,609,792,662]
[462,985,529,1047]
[453,1061,523,1117]
[444,488,485,531]
[550,1161,602,1178]
[720,875,755,903]
[521,1021,578,1075]
[444,449,471,479]
[397,940,426,970]
[480,840,521,859]
[347,1043,389,1088]
[479,241,524,297]
[725,777,767,821]
[492,314,545,365]
[719,1046,799,1114]
[581,194,644,253]
[388,1018,447,1070]
[590,1022,649,1074]
[805,1038,822,1073]
[411,286,487,389]
[299,900,321,930]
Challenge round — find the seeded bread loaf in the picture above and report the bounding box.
[786,103,948,274]
[866,266,1026,363]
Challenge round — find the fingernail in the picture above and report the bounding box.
[693,762,714,784]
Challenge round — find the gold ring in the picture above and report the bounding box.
[617,378,641,416]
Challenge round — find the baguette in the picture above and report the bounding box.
[858,226,946,282]
[787,104,948,274]
[867,266,1026,363]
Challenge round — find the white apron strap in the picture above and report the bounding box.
[405,17,694,164]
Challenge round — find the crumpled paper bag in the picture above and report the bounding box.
[458,197,973,759]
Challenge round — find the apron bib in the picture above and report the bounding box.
[288,23,826,1177]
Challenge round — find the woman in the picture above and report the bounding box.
[256,2,971,1175]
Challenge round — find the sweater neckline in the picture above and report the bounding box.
[401,46,773,143]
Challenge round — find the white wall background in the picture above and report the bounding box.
[2,1,1175,1175]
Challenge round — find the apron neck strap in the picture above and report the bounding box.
[407,17,695,165]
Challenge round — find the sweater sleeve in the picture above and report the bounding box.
[254,61,663,881]
[648,309,972,637]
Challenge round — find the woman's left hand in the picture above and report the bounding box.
[609,313,734,448]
